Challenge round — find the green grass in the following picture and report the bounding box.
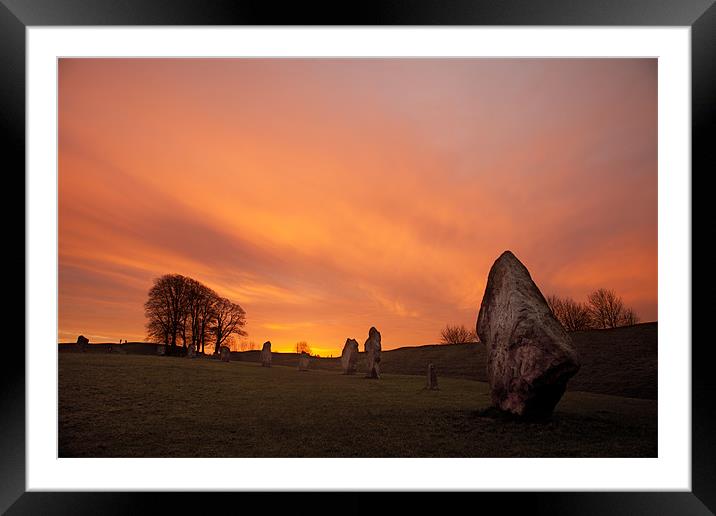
[59,353,656,458]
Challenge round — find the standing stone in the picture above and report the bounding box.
[186,342,196,358]
[220,346,231,362]
[157,344,166,356]
[298,351,310,372]
[261,341,272,367]
[476,250,580,419]
[364,327,381,379]
[426,363,439,390]
[76,335,89,353]
[340,338,359,375]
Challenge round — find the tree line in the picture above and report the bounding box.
[439,287,641,344]
[547,288,639,331]
[144,274,247,356]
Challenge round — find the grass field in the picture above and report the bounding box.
[236,322,658,400]
[59,353,656,457]
[61,322,658,401]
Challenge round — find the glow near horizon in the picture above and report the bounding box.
[58,58,657,355]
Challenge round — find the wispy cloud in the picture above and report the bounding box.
[59,58,657,353]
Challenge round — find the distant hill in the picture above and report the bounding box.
[58,322,657,399]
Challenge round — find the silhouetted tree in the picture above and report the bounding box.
[439,324,478,344]
[145,274,191,354]
[238,340,257,351]
[621,307,640,326]
[185,279,218,354]
[296,341,311,354]
[547,294,593,331]
[145,274,247,356]
[587,288,640,329]
[146,318,170,346]
[212,297,247,354]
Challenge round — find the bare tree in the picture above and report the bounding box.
[620,307,640,327]
[184,279,218,355]
[238,340,257,351]
[547,294,593,331]
[296,341,311,354]
[146,317,170,346]
[144,274,191,354]
[546,294,565,323]
[587,288,639,329]
[439,324,478,344]
[212,297,247,354]
[145,274,247,356]
[196,287,218,354]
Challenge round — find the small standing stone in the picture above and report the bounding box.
[157,344,166,356]
[261,341,272,367]
[187,342,196,358]
[76,335,89,353]
[426,363,439,390]
[364,327,381,379]
[298,351,310,372]
[341,338,359,375]
[220,346,231,362]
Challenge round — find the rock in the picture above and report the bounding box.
[220,346,231,362]
[364,327,381,379]
[426,363,438,390]
[156,344,166,356]
[76,335,89,352]
[187,343,196,358]
[298,351,310,371]
[341,338,359,375]
[261,341,272,367]
[476,250,580,419]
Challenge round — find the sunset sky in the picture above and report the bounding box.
[59,58,657,356]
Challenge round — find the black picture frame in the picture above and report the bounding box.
[5,0,712,514]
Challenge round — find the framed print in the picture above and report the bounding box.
[6,0,713,513]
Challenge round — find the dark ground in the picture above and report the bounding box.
[58,323,657,458]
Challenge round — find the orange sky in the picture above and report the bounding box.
[58,58,657,356]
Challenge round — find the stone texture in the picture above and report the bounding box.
[220,346,231,362]
[298,351,310,372]
[76,335,89,352]
[156,344,166,356]
[341,338,359,375]
[477,250,580,419]
[364,327,381,379]
[426,363,439,390]
[187,343,196,358]
[261,341,272,367]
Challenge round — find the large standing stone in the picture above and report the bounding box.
[261,341,272,367]
[156,344,166,356]
[340,338,359,375]
[186,343,196,358]
[76,335,89,353]
[426,363,439,390]
[476,251,580,419]
[220,346,231,362]
[298,351,310,372]
[364,327,381,379]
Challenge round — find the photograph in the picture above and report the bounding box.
[57,57,658,459]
